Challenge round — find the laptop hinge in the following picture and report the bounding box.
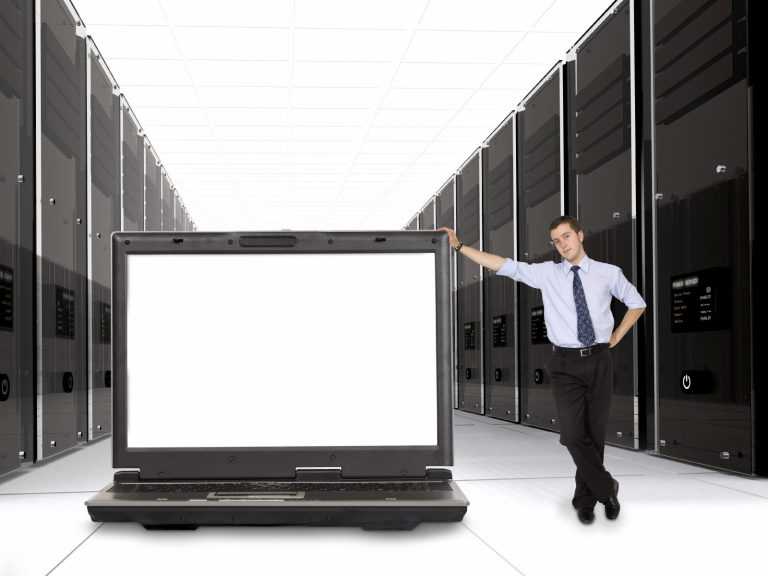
[426,468,453,481]
[114,470,141,483]
[295,468,343,481]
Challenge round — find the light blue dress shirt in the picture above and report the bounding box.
[497,255,646,348]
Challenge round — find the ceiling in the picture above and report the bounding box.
[72,0,615,231]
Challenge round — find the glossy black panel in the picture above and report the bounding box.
[567,1,638,449]
[419,199,435,231]
[144,146,161,231]
[517,70,562,432]
[483,118,517,422]
[0,0,34,472]
[121,108,143,231]
[456,152,482,414]
[39,0,88,458]
[654,0,752,473]
[89,51,119,439]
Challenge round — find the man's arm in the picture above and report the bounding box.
[609,307,645,348]
[437,227,506,272]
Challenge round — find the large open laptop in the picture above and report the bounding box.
[86,230,468,530]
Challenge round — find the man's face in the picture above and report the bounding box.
[550,223,584,263]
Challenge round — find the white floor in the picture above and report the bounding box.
[2,410,768,576]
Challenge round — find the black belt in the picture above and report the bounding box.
[552,343,610,358]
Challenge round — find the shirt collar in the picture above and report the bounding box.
[561,254,591,275]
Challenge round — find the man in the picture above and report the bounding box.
[439,216,645,524]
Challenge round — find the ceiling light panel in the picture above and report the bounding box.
[451,108,512,127]
[375,109,455,127]
[294,0,427,29]
[292,62,389,88]
[360,141,425,154]
[186,61,289,87]
[290,126,365,141]
[213,126,290,141]
[381,88,473,110]
[172,27,290,61]
[464,88,524,111]
[206,107,291,126]
[483,63,550,89]
[391,63,496,89]
[219,140,289,153]
[291,108,372,126]
[120,85,199,108]
[292,87,380,109]
[160,0,291,27]
[293,30,407,62]
[198,87,288,108]
[146,125,215,141]
[133,106,208,126]
[418,0,548,30]
[405,31,524,64]
[366,126,442,141]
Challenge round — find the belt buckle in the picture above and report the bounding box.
[580,347,591,357]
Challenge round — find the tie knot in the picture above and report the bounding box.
[571,265,580,273]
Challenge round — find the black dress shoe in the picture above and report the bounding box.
[576,506,595,525]
[604,479,620,520]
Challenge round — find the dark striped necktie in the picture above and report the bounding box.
[571,265,596,346]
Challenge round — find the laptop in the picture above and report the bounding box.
[86,230,468,530]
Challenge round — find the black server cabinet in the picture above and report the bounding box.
[144,144,161,231]
[456,151,483,414]
[517,66,564,432]
[653,0,755,473]
[1,0,35,472]
[418,198,435,231]
[87,42,119,440]
[161,178,175,231]
[174,195,183,231]
[405,215,418,231]
[121,102,143,231]
[37,0,88,458]
[434,178,456,408]
[483,114,518,422]
[566,0,640,449]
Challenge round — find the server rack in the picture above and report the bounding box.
[434,177,456,408]
[566,0,641,448]
[121,99,143,232]
[418,197,436,231]
[1,0,35,472]
[482,112,518,422]
[651,0,757,473]
[405,215,419,231]
[456,150,483,414]
[144,143,161,231]
[517,65,565,432]
[86,39,119,440]
[36,0,89,458]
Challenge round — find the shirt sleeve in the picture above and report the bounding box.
[496,258,546,290]
[611,267,646,309]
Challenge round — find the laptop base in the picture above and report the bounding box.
[88,504,467,530]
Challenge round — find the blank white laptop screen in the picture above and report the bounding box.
[125,253,438,449]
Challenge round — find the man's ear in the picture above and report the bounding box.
[578,230,584,243]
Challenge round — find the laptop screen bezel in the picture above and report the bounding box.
[111,230,454,480]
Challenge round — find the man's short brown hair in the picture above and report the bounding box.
[549,215,582,234]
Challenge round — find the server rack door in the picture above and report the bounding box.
[0,0,35,472]
[435,179,456,408]
[518,68,564,432]
[121,106,143,231]
[653,0,752,473]
[38,0,89,458]
[456,152,483,414]
[419,198,435,231]
[174,195,183,231]
[406,215,418,231]
[88,46,118,440]
[144,145,161,231]
[483,117,518,422]
[161,179,174,231]
[566,1,639,449]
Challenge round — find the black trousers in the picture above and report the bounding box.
[549,345,615,508]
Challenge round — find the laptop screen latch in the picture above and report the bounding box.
[295,468,343,481]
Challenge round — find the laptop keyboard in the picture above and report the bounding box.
[115,481,449,493]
